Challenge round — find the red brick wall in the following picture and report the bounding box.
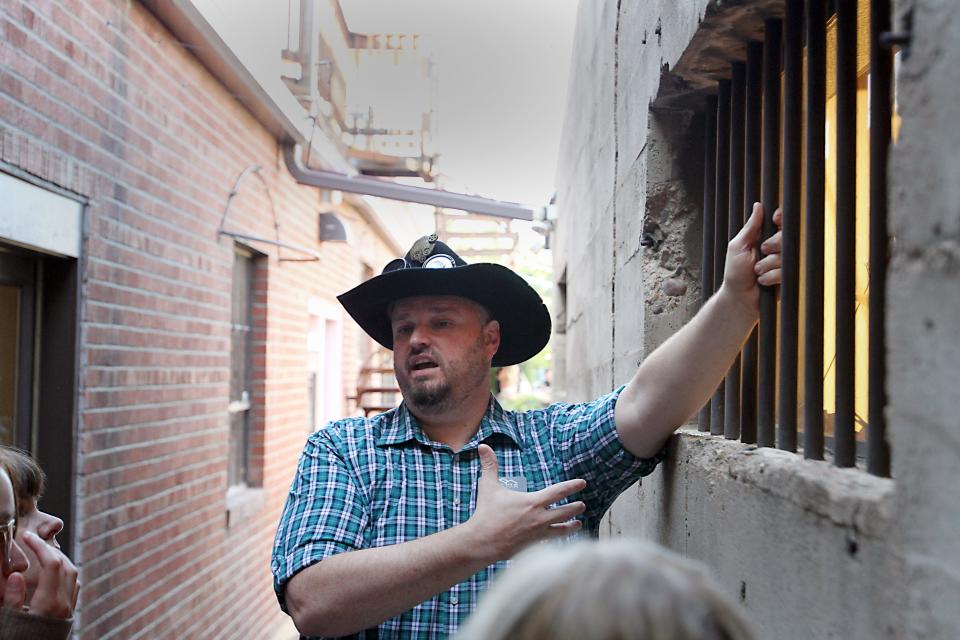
[1,1,395,637]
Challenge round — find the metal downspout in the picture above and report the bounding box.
[282,144,535,221]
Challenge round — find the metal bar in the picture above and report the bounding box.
[834,0,857,467]
[868,0,892,477]
[283,144,535,220]
[725,64,746,440]
[758,19,782,448]
[778,0,803,452]
[699,96,718,433]
[218,229,322,260]
[741,41,763,445]
[804,0,827,460]
[711,80,731,436]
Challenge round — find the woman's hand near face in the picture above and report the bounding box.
[18,532,78,619]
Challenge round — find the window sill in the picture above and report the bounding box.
[225,484,266,531]
[670,426,894,536]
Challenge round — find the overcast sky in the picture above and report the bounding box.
[339,0,580,207]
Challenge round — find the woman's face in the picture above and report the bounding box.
[0,469,29,577]
[16,495,64,594]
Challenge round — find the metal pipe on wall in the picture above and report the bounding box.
[282,144,535,220]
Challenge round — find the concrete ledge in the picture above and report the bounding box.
[672,427,895,539]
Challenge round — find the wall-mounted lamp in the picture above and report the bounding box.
[319,212,348,243]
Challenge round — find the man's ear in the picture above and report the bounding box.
[483,319,501,359]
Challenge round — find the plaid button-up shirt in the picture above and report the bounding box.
[272,386,663,639]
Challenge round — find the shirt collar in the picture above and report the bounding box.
[375,396,523,450]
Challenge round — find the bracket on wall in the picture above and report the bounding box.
[217,165,321,262]
[879,22,911,60]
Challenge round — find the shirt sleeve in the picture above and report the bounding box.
[549,386,666,530]
[271,430,369,612]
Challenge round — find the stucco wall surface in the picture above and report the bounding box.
[888,1,960,638]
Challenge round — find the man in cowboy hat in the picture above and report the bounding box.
[273,203,783,639]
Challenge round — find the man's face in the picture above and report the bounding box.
[16,496,63,597]
[390,296,500,412]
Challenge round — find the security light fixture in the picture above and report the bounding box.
[319,212,348,243]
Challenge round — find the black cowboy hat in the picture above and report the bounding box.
[337,234,551,367]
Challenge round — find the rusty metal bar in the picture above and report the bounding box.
[778,0,803,452]
[868,0,892,476]
[741,41,763,445]
[758,19,782,448]
[711,79,731,437]
[699,95,718,433]
[834,0,857,467]
[725,64,746,440]
[804,0,827,460]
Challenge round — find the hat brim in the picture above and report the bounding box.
[337,263,551,367]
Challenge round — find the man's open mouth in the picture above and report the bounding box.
[410,358,439,371]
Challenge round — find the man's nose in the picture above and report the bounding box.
[407,325,431,350]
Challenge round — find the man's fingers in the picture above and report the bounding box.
[773,207,783,227]
[543,501,585,524]
[732,202,763,250]
[2,572,25,610]
[477,444,499,481]
[531,478,586,507]
[761,230,782,255]
[546,519,583,538]
[754,253,782,275]
[758,268,782,287]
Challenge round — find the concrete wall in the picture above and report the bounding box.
[887,1,960,637]
[551,0,960,637]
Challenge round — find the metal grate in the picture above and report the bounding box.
[696,0,894,476]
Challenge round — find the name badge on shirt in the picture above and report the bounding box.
[498,476,527,492]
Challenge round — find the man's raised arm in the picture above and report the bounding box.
[614,203,783,459]
[283,445,586,637]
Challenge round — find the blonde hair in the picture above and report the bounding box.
[457,539,754,640]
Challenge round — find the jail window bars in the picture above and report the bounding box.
[696,0,893,477]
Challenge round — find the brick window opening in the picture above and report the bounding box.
[689,0,898,476]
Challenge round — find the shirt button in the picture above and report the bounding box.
[450,595,459,606]
[453,496,461,507]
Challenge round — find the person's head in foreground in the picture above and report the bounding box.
[457,539,755,640]
[0,446,64,601]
